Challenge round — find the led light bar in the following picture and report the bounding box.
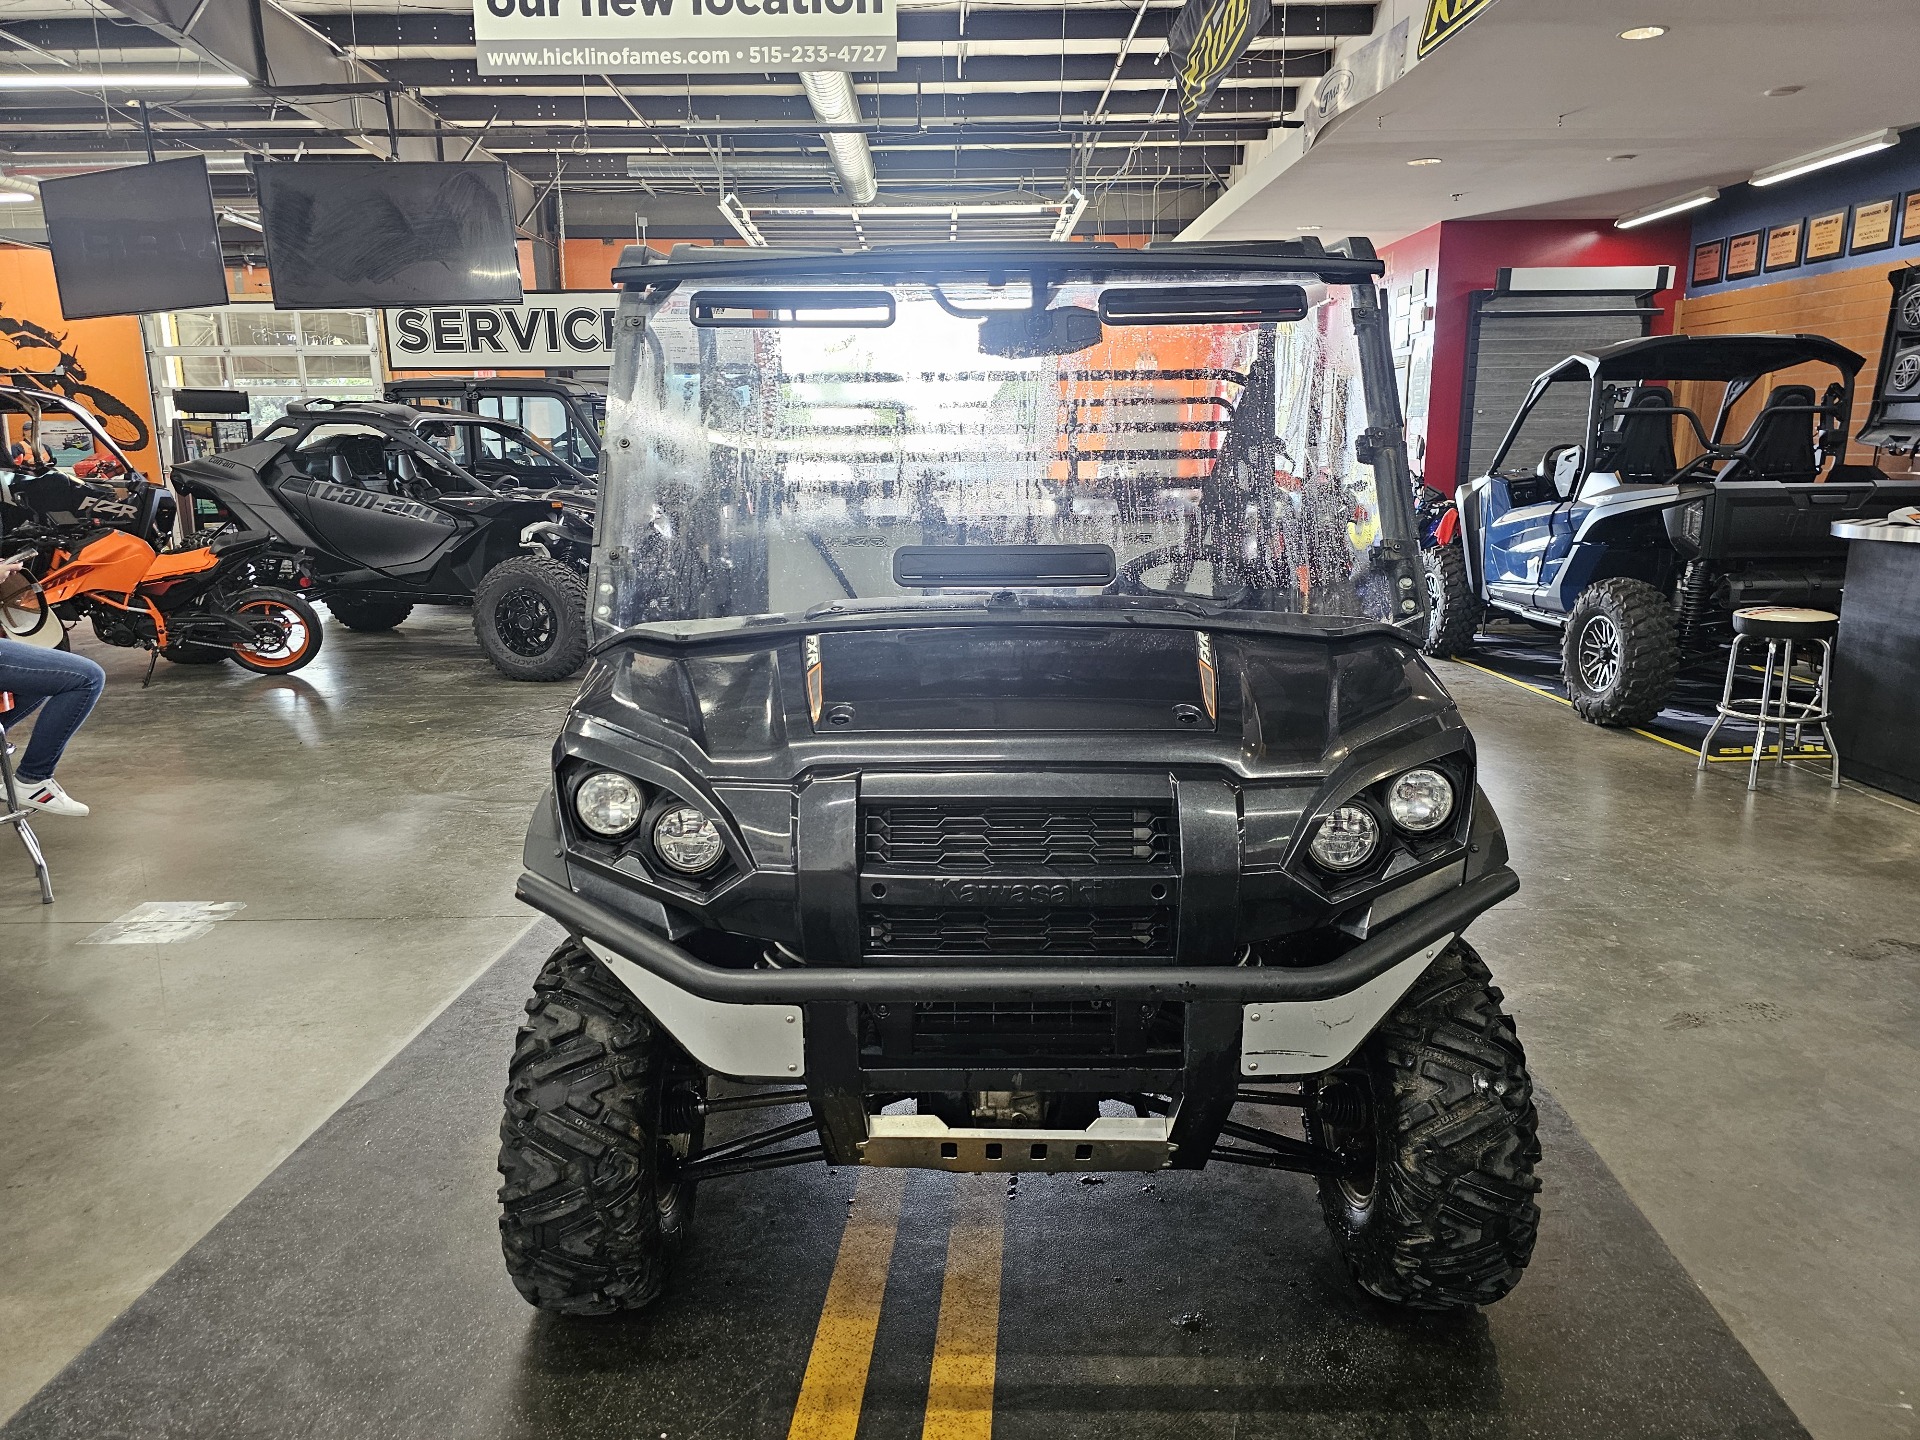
[1615,186,1720,230]
[1050,189,1088,242]
[0,71,250,90]
[1750,129,1900,188]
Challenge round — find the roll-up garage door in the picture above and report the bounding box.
[1457,291,1657,486]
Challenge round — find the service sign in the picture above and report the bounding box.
[383,293,621,369]
[472,0,895,75]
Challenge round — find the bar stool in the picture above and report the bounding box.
[1697,607,1841,792]
[1,690,54,904]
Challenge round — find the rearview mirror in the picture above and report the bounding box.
[977,305,1104,359]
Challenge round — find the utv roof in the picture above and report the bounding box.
[608,239,1386,288]
[1538,333,1865,384]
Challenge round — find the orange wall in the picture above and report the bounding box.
[1675,259,1915,473]
[0,245,161,476]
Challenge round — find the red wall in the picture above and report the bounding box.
[1381,218,1692,491]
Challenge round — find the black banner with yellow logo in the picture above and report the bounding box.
[1169,0,1270,134]
[1418,0,1496,58]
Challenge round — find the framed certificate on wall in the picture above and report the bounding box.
[1691,239,1725,285]
[1852,198,1896,253]
[1764,221,1803,272]
[1805,209,1848,262]
[1902,191,1920,245]
[1726,231,1763,280]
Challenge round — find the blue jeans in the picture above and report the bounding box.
[0,639,105,783]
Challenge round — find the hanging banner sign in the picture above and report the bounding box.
[383,292,622,369]
[472,0,896,76]
[1417,0,1497,58]
[1169,0,1269,135]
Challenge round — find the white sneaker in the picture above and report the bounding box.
[16,777,88,817]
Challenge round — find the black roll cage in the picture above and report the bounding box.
[1487,333,1866,494]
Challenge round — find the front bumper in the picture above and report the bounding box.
[520,863,1512,1074]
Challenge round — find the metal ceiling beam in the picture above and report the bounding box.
[87,0,535,210]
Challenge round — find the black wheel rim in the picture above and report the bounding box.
[495,586,557,656]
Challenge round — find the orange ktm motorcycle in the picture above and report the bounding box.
[5,525,323,678]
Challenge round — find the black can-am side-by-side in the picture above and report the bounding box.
[172,400,597,680]
[500,240,1542,1318]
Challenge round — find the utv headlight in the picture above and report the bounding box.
[575,771,645,837]
[1308,805,1380,872]
[1386,768,1455,833]
[653,805,725,874]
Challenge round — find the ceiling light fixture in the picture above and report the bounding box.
[0,71,250,90]
[1618,25,1667,40]
[1751,128,1900,187]
[717,192,768,247]
[1764,85,1804,97]
[1296,224,1323,231]
[1615,185,1719,229]
[1408,157,1442,166]
[0,192,33,205]
[218,207,263,232]
[1050,189,1088,242]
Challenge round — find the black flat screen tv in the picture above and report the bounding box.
[254,160,522,310]
[40,157,228,319]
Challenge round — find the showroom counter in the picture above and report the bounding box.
[1831,518,1920,801]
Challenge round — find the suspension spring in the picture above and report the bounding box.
[1311,1089,1368,1129]
[1676,560,1715,645]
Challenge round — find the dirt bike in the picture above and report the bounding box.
[4,523,323,679]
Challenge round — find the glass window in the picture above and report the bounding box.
[166,355,227,388]
[227,311,301,348]
[167,312,223,347]
[231,355,303,387]
[303,353,375,385]
[298,312,368,347]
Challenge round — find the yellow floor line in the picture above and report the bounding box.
[922,1175,1006,1440]
[1447,658,1830,764]
[787,1168,907,1440]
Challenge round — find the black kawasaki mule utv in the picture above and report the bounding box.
[500,241,1540,1315]
[172,399,597,680]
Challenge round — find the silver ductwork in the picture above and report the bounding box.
[798,71,877,204]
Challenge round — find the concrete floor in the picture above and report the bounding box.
[0,623,1915,1437]
[0,611,571,1422]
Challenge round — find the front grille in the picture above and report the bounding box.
[863,803,1175,873]
[863,905,1175,957]
[914,1000,1118,1055]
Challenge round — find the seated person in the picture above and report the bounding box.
[0,556,103,817]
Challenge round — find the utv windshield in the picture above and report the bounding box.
[593,256,1419,635]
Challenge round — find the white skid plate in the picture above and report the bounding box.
[859,1114,1172,1173]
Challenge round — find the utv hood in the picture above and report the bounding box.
[572,608,1458,782]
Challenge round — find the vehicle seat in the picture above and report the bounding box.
[1721,385,1819,482]
[1606,386,1678,483]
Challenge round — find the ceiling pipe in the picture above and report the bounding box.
[625,156,829,183]
[798,71,878,205]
